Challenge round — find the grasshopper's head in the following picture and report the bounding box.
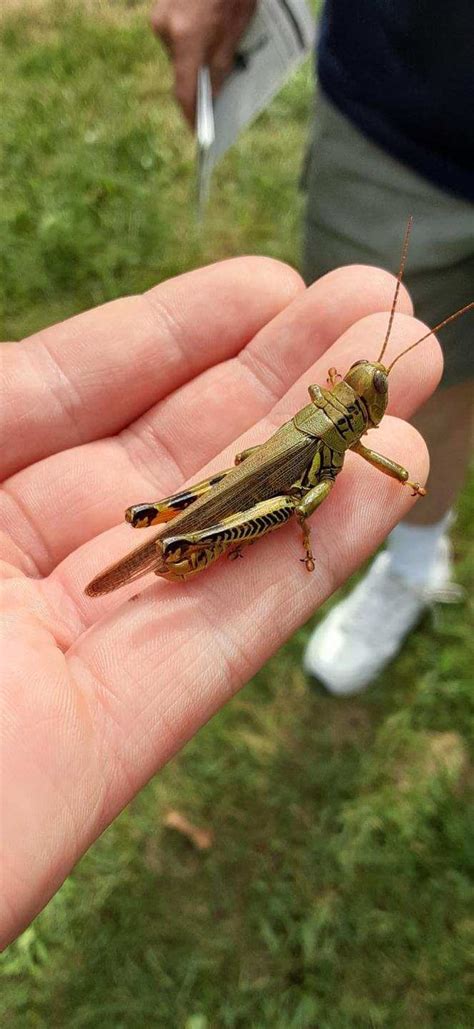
[344,360,388,426]
[341,219,473,430]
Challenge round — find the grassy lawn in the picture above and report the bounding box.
[1,3,473,1026]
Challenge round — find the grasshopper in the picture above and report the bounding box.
[85,222,473,598]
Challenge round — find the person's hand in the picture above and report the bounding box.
[0,257,442,946]
[151,0,257,124]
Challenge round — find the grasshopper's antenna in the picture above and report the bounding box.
[377,215,413,365]
[387,301,474,373]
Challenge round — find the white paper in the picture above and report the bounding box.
[196,0,315,208]
[196,65,215,212]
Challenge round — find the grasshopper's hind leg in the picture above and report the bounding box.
[126,446,263,529]
[156,495,296,581]
[125,468,234,528]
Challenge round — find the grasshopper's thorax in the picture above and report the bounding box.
[342,360,389,427]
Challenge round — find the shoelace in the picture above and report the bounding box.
[423,580,466,630]
[422,581,466,604]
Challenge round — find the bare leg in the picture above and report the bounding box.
[404,380,474,525]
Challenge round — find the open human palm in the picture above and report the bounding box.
[0,257,442,946]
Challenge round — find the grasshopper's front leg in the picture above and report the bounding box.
[352,442,427,496]
[292,480,335,572]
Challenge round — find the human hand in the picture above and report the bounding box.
[151,0,257,124]
[0,257,442,946]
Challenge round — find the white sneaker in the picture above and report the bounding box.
[304,537,462,696]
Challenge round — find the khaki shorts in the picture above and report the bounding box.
[302,94,474,388]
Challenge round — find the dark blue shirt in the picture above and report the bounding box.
[318,0,474,202]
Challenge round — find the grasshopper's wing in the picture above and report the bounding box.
[85,532,164,596]
[158,421,319,539]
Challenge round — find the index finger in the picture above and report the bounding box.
[172,39,203,125]
[1,257,302,480]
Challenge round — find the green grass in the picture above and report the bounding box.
[0,0,309,339]
[1,3,473,1027]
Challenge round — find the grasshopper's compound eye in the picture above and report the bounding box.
[373,369,388,394]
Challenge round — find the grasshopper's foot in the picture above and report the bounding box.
[228,545,244,561]
[327,367,342,388]
[407,481,427,497]
[234,445,261,466]
[297,513,315,573]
